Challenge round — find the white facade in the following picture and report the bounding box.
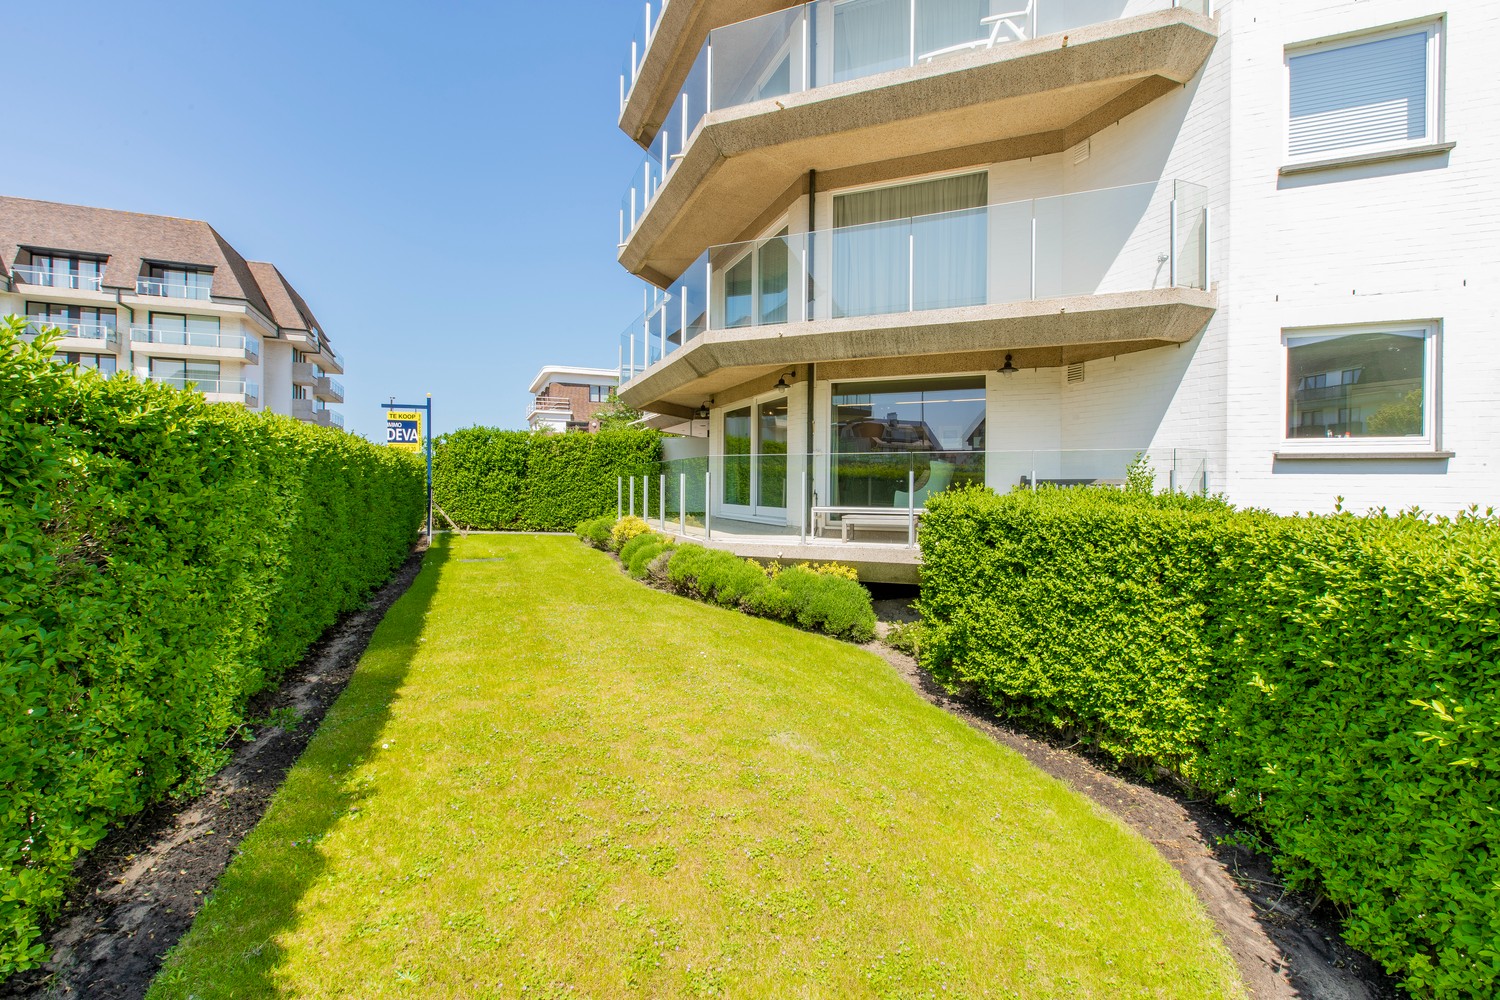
[1,198,346,429]
[612,0,1497,530]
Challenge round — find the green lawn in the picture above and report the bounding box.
[149,534,1245,999]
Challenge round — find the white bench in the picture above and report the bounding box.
[812,506,921,542]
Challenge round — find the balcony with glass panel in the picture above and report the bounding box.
[292,361,319,386]
[618,178,1213,415]
[317,342,346,375]
[130,323,261,363]
[294,399,343,428]
[314,374,345,404]
[616,0,1217,283]
[136,267,213,301]
[24,317,119,350]
[12,259,106,292]
[148,374,260,406]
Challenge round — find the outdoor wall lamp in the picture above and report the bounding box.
[774,369,796,390]
[999,354,1019,375]
[694,401,712,420]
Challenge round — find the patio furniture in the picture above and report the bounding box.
[918,2,1035,63]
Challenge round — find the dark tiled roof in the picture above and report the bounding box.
[0,195,273,319]
[245,260,324,339]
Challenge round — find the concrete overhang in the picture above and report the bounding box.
[621,8,1217,286]
[617,286,1216,413]
[621,0,802,148]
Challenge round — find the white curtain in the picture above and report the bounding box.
[832,173,988,317]
[833,0,910,82]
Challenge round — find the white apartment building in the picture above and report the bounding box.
[0,197,346,428]
[527,365,621,432]
[609,0,1496,572]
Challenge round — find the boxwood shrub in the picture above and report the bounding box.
[918,484,1499,999]
[0,321,425,978]
[435,426,661,531]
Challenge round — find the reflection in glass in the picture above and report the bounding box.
[1286,330,1425,438]
[757,398,789,509]
[831,377,987,507]
[723,406,753,506]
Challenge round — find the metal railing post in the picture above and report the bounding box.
[907,469,916,548]
[643,475,650,521]
[617,477,623,519]
[1169,197,1180,287]
[660,473,667,529]
[1030,453,1037,492]
[1029,211,1038,300]
[1170,449,1179,494]
[629,477,636,517]
[1203,207,1212,290]
[679,472,687,535]
[705,471,713,540]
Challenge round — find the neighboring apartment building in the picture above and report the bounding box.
[609,0,1496,556]
[0,197,345,428]
[527,366,620,432]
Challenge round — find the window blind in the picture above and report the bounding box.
[1289,30,1429,157]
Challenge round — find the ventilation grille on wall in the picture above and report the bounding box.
[1066,362,1086,384]
[1070,138,1091,164]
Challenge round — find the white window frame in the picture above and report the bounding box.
[1280,321,1442,454]
[1284,19,1445,165]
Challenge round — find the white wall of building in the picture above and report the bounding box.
[1221,0,1498,515]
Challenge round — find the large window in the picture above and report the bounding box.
[140,264,213,300]
[150,358,222,392]
[1288,22,1442,160]
[26,302,117,339]
[830,376,986,507]
[147,312,221,345]
[832,172,988,318]
[53,352,117,376]
[20,253,106,290]
[1285,325,1433,442]
[722,228,790,329]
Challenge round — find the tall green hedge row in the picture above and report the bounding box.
[917,485,1499,999]
[0,322,425,976]
[433,426,661,531]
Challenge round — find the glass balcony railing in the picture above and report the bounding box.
[24,320,118,344]
[136,277,212,300]
[330,410,345,429]
[130,326,260,360]
[618,0,1211,243]
[148,375,260,402]
[620,0,673,114]
[621,179,1209,383]
[12,264,104,291]
[619,448,1208,542]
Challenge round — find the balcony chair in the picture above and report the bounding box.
[893,460,956,509]
[918,2,1035,63]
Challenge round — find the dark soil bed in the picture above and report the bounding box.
[1,543,430,1000]
[868,603,1403,1000]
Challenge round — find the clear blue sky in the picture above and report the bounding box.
[2,1,651,440]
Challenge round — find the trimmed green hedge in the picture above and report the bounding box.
[0,321,424,977]
[918,485,1499,999]
[433,427,661,531]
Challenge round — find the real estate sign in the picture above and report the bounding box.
[386,410,423,452]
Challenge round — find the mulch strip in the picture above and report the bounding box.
[865,631,1402,1000]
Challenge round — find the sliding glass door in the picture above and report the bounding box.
[721,397,790,520]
